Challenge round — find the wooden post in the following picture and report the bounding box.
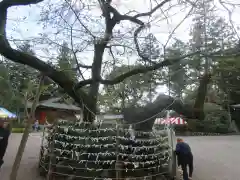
[115,120,121,180]
[38,122,46,168]
[9,75,44,180]
[170,128,177,179]
[47,119,57,180]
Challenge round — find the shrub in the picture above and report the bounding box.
[12,128,25,133]
[11,121,25,128]
[184,109,230,133]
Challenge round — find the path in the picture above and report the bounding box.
[0,133,43,180]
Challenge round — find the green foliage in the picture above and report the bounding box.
[11,121,26,129]
[203,110,229,133]
[215,57,240,102]
[181,89,230,133]
[101,64,160,112]
[57,42,78,81]
[0,42,38,112]
[0,42,78,114]
[12,128,26,133]
[141,33,161,60]
[165,39,188,97]
[213,56,240,130]
[185,109,230,133]
[190,0,236,75]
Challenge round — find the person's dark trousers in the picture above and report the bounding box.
[181,163,189,180]
[188,155,193,178]
[180,154,193,180]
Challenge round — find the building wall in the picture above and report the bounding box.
[35,109,77,124]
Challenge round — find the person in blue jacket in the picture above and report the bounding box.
[175,138,193,180]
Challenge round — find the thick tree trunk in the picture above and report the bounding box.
[193,73,211,119]
[86,44,105,122]
[9,76,43,180]
[123,73,211,131]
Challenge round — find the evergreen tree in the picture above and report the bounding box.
[140,33,161,102]
[6,43,37,93]
[189,0,236,101]
[165,39,188,98]
[141,33,161,61]
[190,0,215,75]
[57,42,78,81]
[0,43,38,112]
[190,0,236,75]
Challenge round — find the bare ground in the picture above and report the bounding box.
[1,134,240,180]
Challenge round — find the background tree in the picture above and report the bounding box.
[57,42,78,81]
[140,33,162,102]
[101,64,160,113]
[189,0,236,78]
[214,56,240,129]
[165,39,188,98]
[0,42,37,114]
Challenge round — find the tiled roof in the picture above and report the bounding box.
[26,97,81,111]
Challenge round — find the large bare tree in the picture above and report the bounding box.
[0,0,237,122]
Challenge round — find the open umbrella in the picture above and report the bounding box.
[0,107,17,120]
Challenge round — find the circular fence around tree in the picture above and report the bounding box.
[38,119,172,180]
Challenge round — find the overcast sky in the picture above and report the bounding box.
[5,0,240,95]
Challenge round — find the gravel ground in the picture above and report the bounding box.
[1,134,240,180]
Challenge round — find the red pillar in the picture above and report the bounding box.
[39,111,46,125]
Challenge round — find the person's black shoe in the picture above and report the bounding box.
[0,159,4,168]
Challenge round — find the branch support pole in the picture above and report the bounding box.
[9,75,44,180]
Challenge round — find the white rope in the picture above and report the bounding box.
[53,147,169,158]
[125,98,177,126]
[39,161,168,171]
[73,81,179,128]
[44,155,168,165]
[54,124,169,135]
[49,169,169,180]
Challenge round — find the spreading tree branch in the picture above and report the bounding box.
[0,0,93,109]
[75,45,240,89]
[133,0,171,18]
[58,14,92,71]
[99,0,172,65]
[70,27,87,80]
[74,0,176,89]
[0,0,43,7]
[75,51,199,88]
[65,0,95,38]
[133,25,158,64]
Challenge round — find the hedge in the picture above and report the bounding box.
[176,131,240,136]
[12,128,25,133]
